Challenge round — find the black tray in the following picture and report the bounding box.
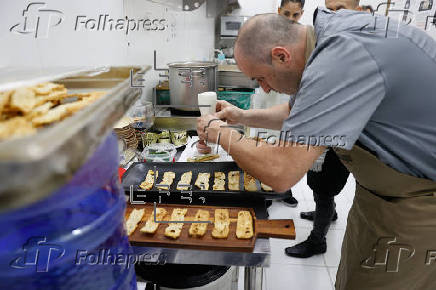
[122,162,285,202]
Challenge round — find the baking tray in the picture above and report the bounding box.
[0,66,150,212]
[126,203,295,252]
[122,162,286,201]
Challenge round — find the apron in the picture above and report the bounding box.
[334,145,436,290]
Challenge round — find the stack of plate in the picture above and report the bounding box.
[114,118,138,150]
[135,130,143,145]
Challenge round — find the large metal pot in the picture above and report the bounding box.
[168,62,217,111]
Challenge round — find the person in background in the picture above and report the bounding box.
[360,5,374,14]
[278,0,305,22]
[325,0,360,11]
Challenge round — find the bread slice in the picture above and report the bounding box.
[244,172,258,192]
[195,173,210,190]
[139,170,158,190]
[156,172,176,190]
[188,210,210,238]
[164,208,188,239]
[212,209,230,239]
[125,208,145,236]
[177,171,192,190]
[213,172,226,191]
[140,208,167,234]
[236,211,254,239]
[228,171,240,191]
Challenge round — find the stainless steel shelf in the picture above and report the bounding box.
[154,116,198,131]
[132,237,270,267]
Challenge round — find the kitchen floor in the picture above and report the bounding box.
[237,174,356,290]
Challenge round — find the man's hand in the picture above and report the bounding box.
[197,114,226,144]
[215,100,245,125]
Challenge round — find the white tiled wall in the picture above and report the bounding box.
[0,0,214,68]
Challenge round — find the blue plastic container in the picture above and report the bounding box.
[0,133,136,290]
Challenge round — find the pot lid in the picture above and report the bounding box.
[167,61,217,68]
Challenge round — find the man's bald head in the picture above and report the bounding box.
[235,13,304,65]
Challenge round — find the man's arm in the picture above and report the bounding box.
[204,124,324,193]
[242,103,290,130]
[215,101,290,130]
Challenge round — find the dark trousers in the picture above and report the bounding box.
[307,148,350,242]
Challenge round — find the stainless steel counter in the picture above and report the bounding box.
[132,237,270,267]
[133,238,268,290]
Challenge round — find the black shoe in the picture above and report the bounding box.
[300,211,338,221]
[285,238,327,258]
[282,196,298,207]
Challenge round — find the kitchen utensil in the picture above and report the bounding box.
[198,91,217,116]
[168,62,217,111]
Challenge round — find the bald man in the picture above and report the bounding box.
[282,0,368,259]
[197,8,436,290]
[286,0,375,260]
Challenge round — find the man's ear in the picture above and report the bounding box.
[271,47,291,66]
[301,9,304,16]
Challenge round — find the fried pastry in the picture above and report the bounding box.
[126,208,145,236]
[165,208,188,239]
[31,105,68,127]
[139,170,158,190]
[213,172,226,191]
[177,171,192,190]
[212,209,230,239]
[0,117,36,140]
[195,173,210,190]
[0,90,12,115]
[188,209,210,238]
[244,172,258,192]
[236,211,254,239]
[10,88,36,113]
[140,208,167,234]
[156,172,176,190]
[228,171,240,191]
[261,183,273,192]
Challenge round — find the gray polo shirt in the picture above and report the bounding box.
[281,8,436,181]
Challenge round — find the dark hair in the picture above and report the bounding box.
[280,0,305,9]
[361,5,374,14]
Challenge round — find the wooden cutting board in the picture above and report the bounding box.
[126,204,295,252]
